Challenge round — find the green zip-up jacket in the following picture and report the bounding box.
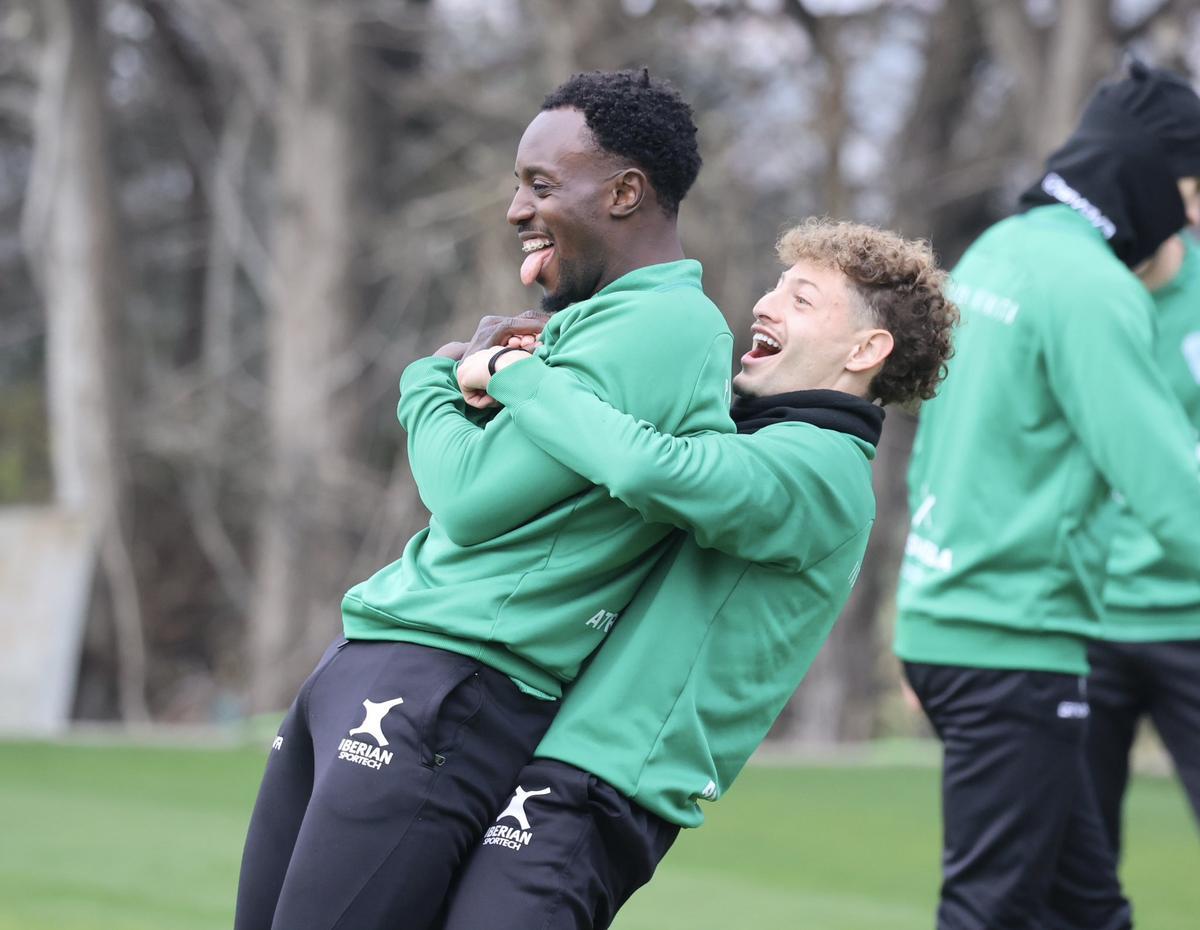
[342,261,734,697]
[1101,236,1200,641]
[896,206,1200,675]
[487,359,876,826]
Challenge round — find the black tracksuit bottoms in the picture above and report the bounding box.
[233,639,557,930]
[904,661,1131,930]
[441,757,680,930]
[1086,638,1200,854]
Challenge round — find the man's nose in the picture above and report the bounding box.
[507,188,534,226]
[752,294,778,323]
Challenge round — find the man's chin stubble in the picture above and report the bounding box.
[540,293,571,313]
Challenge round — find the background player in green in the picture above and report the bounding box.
[895,62,1200,930]
[1088,230,1200,858]
[439,219,958,930]
[234,70,734,930]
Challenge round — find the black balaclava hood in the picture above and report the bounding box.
[1019,61,1200,269]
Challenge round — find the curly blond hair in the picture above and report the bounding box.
[777,218,958,406]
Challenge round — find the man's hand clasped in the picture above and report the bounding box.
[434,310,548,361]
[446,309,551,358]
[436,310,549,406]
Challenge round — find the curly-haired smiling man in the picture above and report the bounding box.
[442,219,958,930]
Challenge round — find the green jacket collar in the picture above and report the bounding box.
[594,259,703,298]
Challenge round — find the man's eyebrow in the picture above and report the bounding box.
[783,273,823,294]
[515,163,556,178]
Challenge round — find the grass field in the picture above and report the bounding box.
[1,739,1196,929]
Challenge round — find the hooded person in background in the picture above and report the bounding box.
[1087,229,1200,861]
[895,61,1200,930]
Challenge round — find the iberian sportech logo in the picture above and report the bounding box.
[482,786,552,851]
[337,697,404,770]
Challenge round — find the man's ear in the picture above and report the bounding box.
[846,329,894,373]
[610,169,647,217]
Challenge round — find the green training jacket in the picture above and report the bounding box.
[1101,236,1200,641]
[488,358,876,826]
[342,261,734,697]
[895,206,1200,675]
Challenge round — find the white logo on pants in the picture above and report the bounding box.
[336,696,405,770]
[483,786,551,851]
[1057,701,1089,719]
[348,697,405,747]
[495,786,552,831]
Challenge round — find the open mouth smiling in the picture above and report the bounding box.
[747,332,782,359]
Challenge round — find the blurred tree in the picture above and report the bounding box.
[22,0,148,720]
[248,0,369,711]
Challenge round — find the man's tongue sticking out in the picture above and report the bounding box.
[521,246,555,287]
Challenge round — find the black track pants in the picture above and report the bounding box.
[234,639,558,930]
[441,758,679,930]
[904,662,1131,930]
[1086,638,1200,854]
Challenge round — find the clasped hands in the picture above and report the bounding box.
[435,310,548,410]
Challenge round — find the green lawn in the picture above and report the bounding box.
[617,764,1200,930]
[0,740,1195,930]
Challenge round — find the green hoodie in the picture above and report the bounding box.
[1101,236,1200,641]
[487,360,877,826]
[895,206,1200,675]
[342,261,734,697]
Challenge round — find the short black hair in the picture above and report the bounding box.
[541,69,701,215]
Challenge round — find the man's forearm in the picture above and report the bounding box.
[487,358,836,568]
[398,355,588,545]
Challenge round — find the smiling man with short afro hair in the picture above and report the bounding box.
[542,68,701,215]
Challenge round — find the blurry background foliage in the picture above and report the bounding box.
[1,0,1198,731]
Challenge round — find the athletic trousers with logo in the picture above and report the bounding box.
[234,639,557,930]
[440,758,680,930]
[1086,639,1200,854]
[903,662,1131,930]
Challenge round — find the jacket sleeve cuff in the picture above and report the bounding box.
[400,354,458,392]
[488,356,553,408]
